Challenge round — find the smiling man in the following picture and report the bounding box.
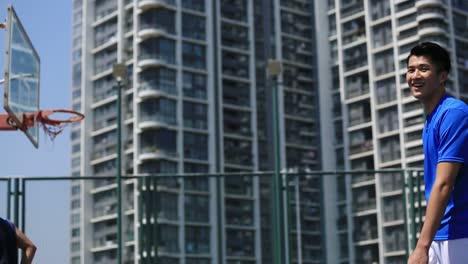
[406,42,468,264]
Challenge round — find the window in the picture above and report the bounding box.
[375,78,396,104]
[374,50,394,76]
[184,132,208,160]
[372,22,392,48]
[139,38,176,64]
[185,226,210,253]
[71,199,81,209]
[380,136,401,163]
[71,185,81,195]
[140,98,177,125]
[185,195,209,222]
[183,72,207,99]
[183,102,207,130]
[71,228,80,237]
[226,229,254,256]
[140,129,177,156]
[139,68,177,95]
[183,42,206,69]
[378,107,399,133]
[71,242,80,252]
[158,193,178,220]
[158,225,179,253]
[71,257,80,264]
[94,18,117,47]
[139,9,175,34]
[71,213,80,224]
[182,0,205,12]
[182,13,205,40]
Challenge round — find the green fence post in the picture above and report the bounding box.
[284,173,291,264]
[7,178,11,220]
[272,90,285,264]
[138,177,143,263]
[417,171,423,232]
[408,170,416,250]
[13,178,19,225]
[113,62,126,264]
[21,179,26,232]
[401,170,410,258]
[152,177,157,264]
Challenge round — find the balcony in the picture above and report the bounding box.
[139,113,176,128]
[138,53,175,68]
[181,1,204,12]
[346,82,369,99]
[140,146,178,160]
[138,81,177,98]
[416,7,446,22]
[349,140,373,155]
[415,0,446,9]
[418,21,447,37]
[138,27,172,40]
[354,227,378,242]
[353,198,377,212]
[138,0,175,10]
[95,1,118,22]
[340,0,364,18]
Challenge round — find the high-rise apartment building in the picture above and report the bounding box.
[70,0,321,263]
[316,0,468,263]
[71,0,468,263]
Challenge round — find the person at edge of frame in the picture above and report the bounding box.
[406,42,468,264]
[0,217,36,264]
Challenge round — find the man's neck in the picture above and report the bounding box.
[422,89,446,116]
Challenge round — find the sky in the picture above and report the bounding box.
[0,1,73,263]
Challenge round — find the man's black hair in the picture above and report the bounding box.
[406,42,451,73]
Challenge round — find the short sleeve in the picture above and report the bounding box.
[437,109,468,164]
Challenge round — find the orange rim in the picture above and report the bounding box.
[37,109,85,126]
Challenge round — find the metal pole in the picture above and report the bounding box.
[137,178,143,262]
[401,170,410,258]
[7,178,11,219]
[13,178,19,225]
[408,171,416,249]
[21,179,26,232]
[116,79,123,264]
[272,76,285,264]
[417,171,423,231]
[284,173,292,264]
[113,62,126,264]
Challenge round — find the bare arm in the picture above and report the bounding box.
[408,162,460,264]
[15,226,36,264]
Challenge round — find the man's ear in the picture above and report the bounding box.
[439,71,448,84]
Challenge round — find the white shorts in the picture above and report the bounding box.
[429,238,468,264]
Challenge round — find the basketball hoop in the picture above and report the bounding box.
[35,109,85,140]
[0,109,85,141]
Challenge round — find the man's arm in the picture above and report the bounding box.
[15,226,36,264]
[408,162,460,264]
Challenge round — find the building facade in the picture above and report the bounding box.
[70,0,322,263]
[71,0,468,263]
[317,0,468,263]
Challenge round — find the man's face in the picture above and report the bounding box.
[406,55,447,101]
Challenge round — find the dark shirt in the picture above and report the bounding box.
[0,218,17,264]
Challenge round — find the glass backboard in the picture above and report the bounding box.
[3,5,40,148]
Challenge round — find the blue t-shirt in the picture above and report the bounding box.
[422,94,468,240]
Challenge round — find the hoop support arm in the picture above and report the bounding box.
[0,113,35,131]
[0,114,19,130]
